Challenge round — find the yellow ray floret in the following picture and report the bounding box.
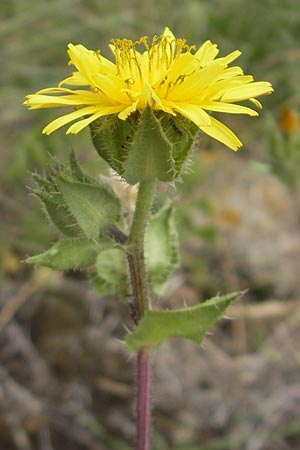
[24,27,273,150]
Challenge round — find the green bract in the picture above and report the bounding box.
[90,107,197,185]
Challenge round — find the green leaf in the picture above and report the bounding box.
[145,204,179,295]
[26,238,101,270]
[123,107,175,184]
[69,149,98,185]
[92,248,128,296]
[58,178,121,239]
[35,190,81,237]
[32,173,54,191]
[126,292,242,351]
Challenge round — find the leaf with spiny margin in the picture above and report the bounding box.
[35,190,81,237]
[57,178,121,239]
[126,292,243,351]
[123,107,175,184]
[32,173,54,192]
[145,204,179,295]
[68,149,98,185]
[26,238,104,270]
[92,248,128,297]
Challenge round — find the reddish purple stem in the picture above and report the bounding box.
[136,349,151,450]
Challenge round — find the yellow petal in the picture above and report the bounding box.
[162,27,176,40]
[92,73,128,102]
[25,91,103,108]
[171,102,211,127]
[42,106,99,134]
[216,66,244,80]
[59,72,88,87]
[66,106,122,134]
[67,44,99,86]
[168,64,224,101]
[35,87,76,95]
[201,101,258,116]
[67,43,116,86]
[199,117,242,150]
[164,52,196,82]
[249,97,263,109]
[118,101,139,120]
[204,75,254,100]
[194,40,219,66]
[221,81,274,102]
[217,50,241,66]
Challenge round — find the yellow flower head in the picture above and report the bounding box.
[24,27,273,150]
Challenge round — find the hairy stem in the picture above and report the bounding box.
[127,178,156,320]
[126,178,156,450]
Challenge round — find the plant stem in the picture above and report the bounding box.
[136,349,151,450]
[127,178,156,450]
[127,178,156,320]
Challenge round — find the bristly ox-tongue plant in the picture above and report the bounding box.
[24,27,273,450]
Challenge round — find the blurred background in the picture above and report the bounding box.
[1,0,300,449]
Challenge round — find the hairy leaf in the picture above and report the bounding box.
[35,190,81,237]
[68,149,98,185]
[145,204,179,295]
[58,178,121,239]
[26,238,101,270]
[126,292,242,351]
[92,248,128,297]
